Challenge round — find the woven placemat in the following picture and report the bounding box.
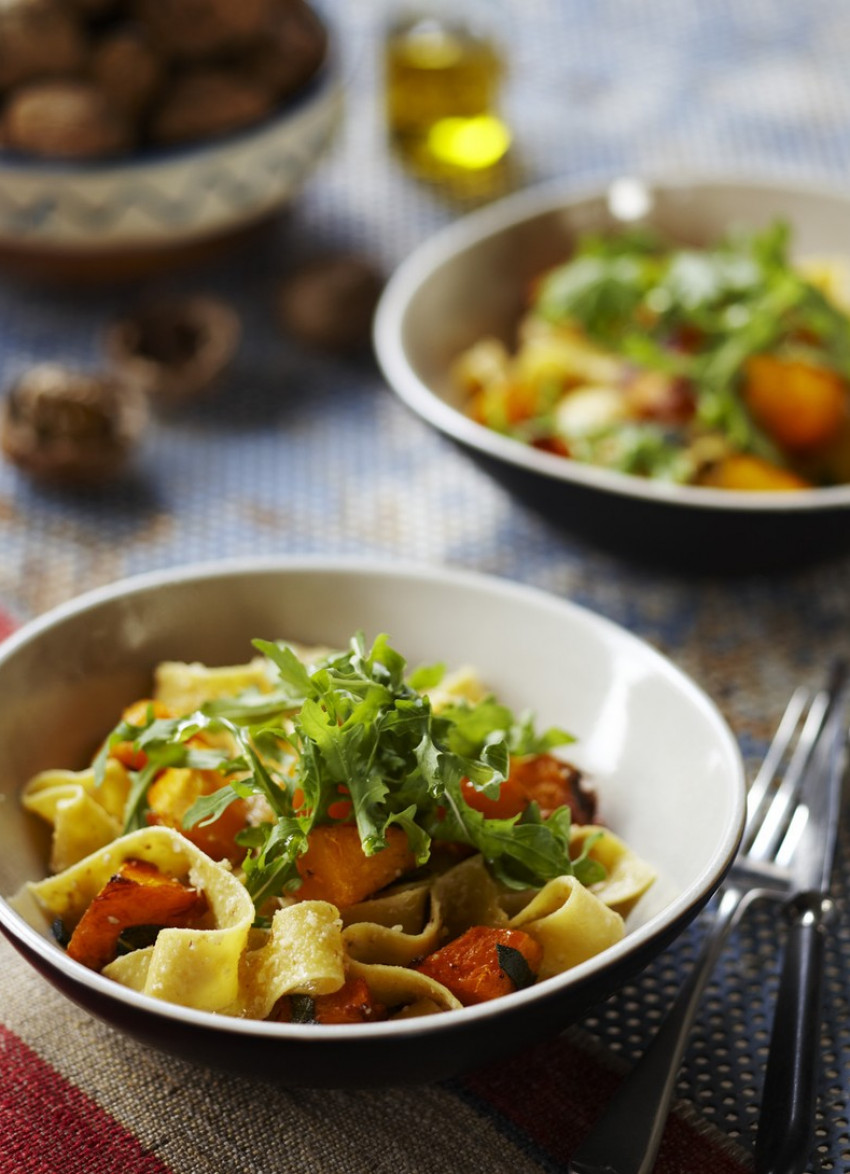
[0,932,752,1174]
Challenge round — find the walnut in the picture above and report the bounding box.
[0,0,328,161]
[3,79,134,158]
[0,363,148,485]
[133,0,275,61]
[0,0,87,92]
[277,255,385,355]
[90,27,164,120]
[104,295,241,404]
[235,0,327,103]
[147,68,273,146]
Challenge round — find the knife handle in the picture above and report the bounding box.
[754,896,835,1174]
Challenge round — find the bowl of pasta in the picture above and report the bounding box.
[374,175,850,572]
[0,558,745,1086]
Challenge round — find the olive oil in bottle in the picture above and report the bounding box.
[384,9,511,189]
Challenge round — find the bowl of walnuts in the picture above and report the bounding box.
[0,0,341,273]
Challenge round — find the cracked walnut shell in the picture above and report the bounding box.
[105,295,241,403]
[0,363,148,484]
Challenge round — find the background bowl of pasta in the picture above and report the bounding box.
[0,559,745,1086]
[374,175,850,573]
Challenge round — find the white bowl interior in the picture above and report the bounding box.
[0,560,745,1029]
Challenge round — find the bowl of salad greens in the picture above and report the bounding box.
[374,176,850,571]
[0,558,743,1086]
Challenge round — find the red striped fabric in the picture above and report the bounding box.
[0,1024,172,1174]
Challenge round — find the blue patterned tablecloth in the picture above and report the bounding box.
[2,3,850,1170]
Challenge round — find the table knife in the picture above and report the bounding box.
[754,686,848,1174]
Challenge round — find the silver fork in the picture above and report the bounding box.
[568,673,845,1174]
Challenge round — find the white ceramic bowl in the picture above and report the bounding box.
[0,60,342,263]
[374,175,850,573]
[0,558,745,1086]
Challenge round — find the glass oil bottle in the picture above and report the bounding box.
[383,5,512,196]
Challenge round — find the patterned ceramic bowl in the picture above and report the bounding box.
[0,59,342,273]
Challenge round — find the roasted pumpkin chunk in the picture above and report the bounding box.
[699,453,811,491]
[66,859,207,972]
[272,977,387,1025]
[146,766,249,863]
[743,354,847,452]
[313,977,386,1024]
[460,753,594,823]
[416,926,544,1006]
[295,824,415,908]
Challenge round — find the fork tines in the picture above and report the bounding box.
[743,661,848,872]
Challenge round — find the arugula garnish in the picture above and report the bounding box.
[93,708,239,833]
[98,634,597,909]
[531,220,850,472]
